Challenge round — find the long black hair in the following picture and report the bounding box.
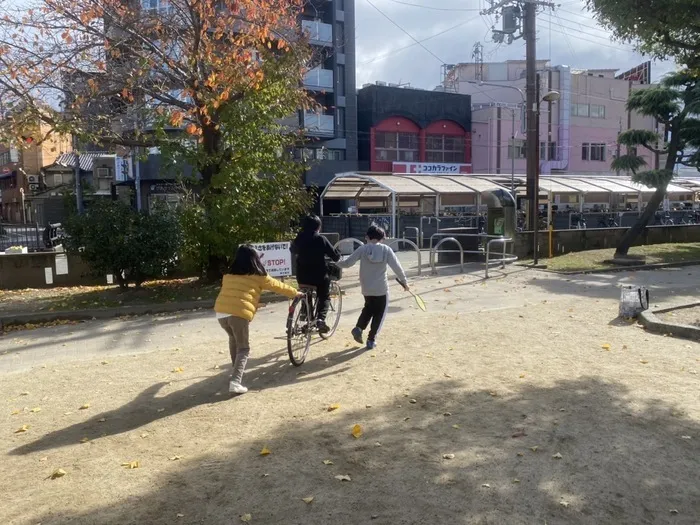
[228,245,267,276]
[301,214,322,234]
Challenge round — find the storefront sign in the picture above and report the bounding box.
[251,242,292,277]
[393,162,472,174]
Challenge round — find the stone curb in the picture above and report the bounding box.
[534,259,700,276]
[0,294,287,331]
[639,302,700,342]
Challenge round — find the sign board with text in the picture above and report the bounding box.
[251,242,292,278]
[393,162,472,174]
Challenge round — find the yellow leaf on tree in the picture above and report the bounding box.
[351,424,363,439]
[259,447,271,456]
[327,404,340,412]
[15,424,29,433]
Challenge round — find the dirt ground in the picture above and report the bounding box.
[1,263,699,525]
[660,305,700,328]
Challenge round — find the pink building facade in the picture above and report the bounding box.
[443,60,660,176]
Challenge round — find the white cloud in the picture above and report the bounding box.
[355,0,676,88]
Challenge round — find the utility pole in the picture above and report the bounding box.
[72,133,84,214]
[524,0,538,233]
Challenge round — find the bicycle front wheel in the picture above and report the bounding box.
[319,282,343,340]
[287,295,312,366]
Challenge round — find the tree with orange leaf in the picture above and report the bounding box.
[0,0,314,279]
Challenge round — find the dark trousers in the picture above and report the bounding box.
[357,295,388,341]
[299,276,331,321]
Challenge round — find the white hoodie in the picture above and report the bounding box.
[336,242,408,297]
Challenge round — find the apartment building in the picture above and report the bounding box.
[0,122,71,223]
[442,60,659,176]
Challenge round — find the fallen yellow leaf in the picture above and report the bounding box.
[640,360,649,364]
[334,474,351,481]
[530,446,539,452]
[121,460,140,469]
[14,424,29,433]
[260,447,271,456]
[601,344,611,351]
[30,407,41,413]
[327,404,340,412]
[80,437,89,443]
[169,455,182,461]
[442,453,455,460]
[11,409,20,415]
[452,424,461,429]
[322,459,334,465]
[552,452,563,459]
[241,514,252,522]
[50,468,66,479]
[98,417,106,422]
[79,404,90,410]
[302,497,314,504]
[351,424,363,439]
[172,367,184,373]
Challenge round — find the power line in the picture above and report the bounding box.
[363,0,446,64]
[358,15,482,66]
[384,0,480,12]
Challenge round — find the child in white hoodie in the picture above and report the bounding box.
[336,225,409,349]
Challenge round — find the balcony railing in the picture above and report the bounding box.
[301,20,333,45]
[303,68,334,90]
[304,113,334,137]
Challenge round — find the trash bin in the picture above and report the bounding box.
[485,189,516,238]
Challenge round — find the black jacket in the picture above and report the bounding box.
[292,231,341,285]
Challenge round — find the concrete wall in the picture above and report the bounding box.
[512,225,700,259]
[0,252,102,290]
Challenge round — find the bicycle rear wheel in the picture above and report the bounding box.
[287,295,312,366]
[319,282,343,340]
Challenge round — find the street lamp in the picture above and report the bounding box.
[533,77,560,265]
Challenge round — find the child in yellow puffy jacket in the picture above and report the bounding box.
[214,245,301,395]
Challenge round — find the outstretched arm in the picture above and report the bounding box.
[262,276,299,299]
[323,236,341,262]
[387,249,408,285]
[335,246,363,269]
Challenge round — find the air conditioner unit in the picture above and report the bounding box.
[27,175,38,183]
[96,167,110,178]
[28,183,39,191]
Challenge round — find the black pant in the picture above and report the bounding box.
[299,276,331,322]
[357,295,387,341]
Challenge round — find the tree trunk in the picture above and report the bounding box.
[205,255,225,283]
[615,187,666,257]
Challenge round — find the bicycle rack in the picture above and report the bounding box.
[484,237,518,278]
[386,237,422,275]
[333,237,365,253]
[429,237,464,274]
[403,227,420,247]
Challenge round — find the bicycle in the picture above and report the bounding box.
[286,265,343,366]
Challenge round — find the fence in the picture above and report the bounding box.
[0,222,44,252]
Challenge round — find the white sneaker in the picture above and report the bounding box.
[229,382,248,395]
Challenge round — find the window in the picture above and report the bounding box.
[375,131,419,162]
[572,103,589,117]
[141,0,173,14]
[53,174,64,186]
[590,104,606,118]
[0,151,10,165]
[539,142,558,161]
[425,134,464,163]
[582,143,606,161]
[335,22,344,52]
[336,65,345,96]
[508,139,527,159]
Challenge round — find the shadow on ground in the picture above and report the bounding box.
[24,377,700,524]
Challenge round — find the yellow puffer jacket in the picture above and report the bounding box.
[214,274,298,322]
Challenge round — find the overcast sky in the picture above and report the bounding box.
[355,0,676,89]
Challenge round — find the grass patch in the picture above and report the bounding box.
[0,276,301,316]
[539,242,700,272]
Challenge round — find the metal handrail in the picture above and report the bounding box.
[386,237,422,275]
[429,237,464,274]
[485,237,518,278]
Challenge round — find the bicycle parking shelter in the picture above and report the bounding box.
[320,172,513,238]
